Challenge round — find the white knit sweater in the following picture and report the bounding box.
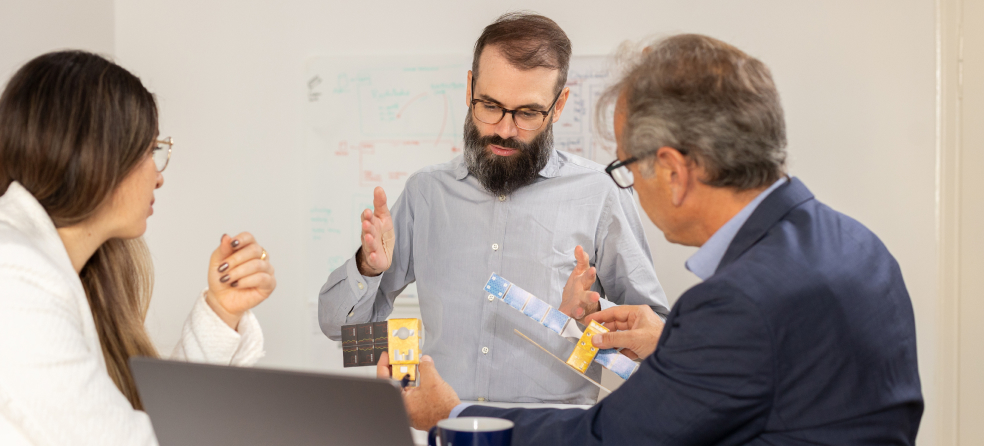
[0,182,265,445]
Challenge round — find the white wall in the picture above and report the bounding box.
[0,0,941,442]
[0,0,115,86]
[953,0,984,441]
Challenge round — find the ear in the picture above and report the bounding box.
[654,147,692,207]
[551,87,571,123]
[466,70,473,108]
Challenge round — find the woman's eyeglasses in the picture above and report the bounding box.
[153,137,173,172]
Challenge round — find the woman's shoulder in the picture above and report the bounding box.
[0,222,74,299]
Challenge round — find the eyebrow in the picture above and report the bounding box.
[476,93,549,111]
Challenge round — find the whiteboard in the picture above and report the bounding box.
[301,55,617,373]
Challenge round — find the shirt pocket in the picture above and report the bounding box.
[535,199,600,300]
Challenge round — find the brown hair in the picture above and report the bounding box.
[0,50,159,408]
[472,12,572,91]
[598,34,787,190]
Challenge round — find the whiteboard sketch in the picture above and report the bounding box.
[303,55,615,373]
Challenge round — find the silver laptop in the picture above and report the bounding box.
[130,357,414,446]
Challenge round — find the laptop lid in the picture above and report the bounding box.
[130,357,414,446]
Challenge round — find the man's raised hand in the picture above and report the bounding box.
[558,245,601,320]
[357,187,395,277]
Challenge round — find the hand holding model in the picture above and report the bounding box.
[377,352,460,430]
[583,305,665,359]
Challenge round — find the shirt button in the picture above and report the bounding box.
[477,397,487,402]
[347,310,355,317]
[488,294,495,302]
[492,243,499,251]
[498,195,506,202]
[357,282,364,290]
[482,347,489,354]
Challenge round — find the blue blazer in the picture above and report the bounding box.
[462,178,923,445]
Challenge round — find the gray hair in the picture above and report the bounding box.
[597,34,787,190]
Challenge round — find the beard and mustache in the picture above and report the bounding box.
[462,113,554,196]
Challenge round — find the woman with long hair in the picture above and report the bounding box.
[0,51,276,444]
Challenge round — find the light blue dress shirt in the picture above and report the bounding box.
[685,177,787,280]
[450,176,787,418]
[319,150,669,405]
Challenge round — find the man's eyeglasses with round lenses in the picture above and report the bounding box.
[605,156,641,189]
[470,79,564,131]
[152,137,173,172]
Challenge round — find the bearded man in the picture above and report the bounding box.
[317,12,668,404]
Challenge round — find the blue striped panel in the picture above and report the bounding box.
[594,349,617,368]
[502,284,532,311]
[541,308,570,334]
[484,273,512,299]
[484,273,639,380]
[596,349,638,380]
[521,296,550,322]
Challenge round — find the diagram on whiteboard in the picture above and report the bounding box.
[302,56,616,371]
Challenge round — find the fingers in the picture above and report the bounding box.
[589,311,663,359]
[591,330,635,350]
[372,187,390,218]
[578,266,597,289]
[418,355,440,388]
[220,242,266,273]
[220,258,274,286]
[572,245,590,276]
[590,331,645,360]
[376,351,391,379]
[226,272,275,291]
[228,232,255,251]
[583,305,638,328]
[216,234,234,259]
[362,221,378,249]
[361,217,383,258]
[213,232,256,263]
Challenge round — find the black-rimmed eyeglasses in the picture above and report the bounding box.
[470,79,564,131]
[605,156,641,189]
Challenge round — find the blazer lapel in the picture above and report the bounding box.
[716,177,815,273]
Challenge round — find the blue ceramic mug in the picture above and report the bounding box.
[428,417,513,446]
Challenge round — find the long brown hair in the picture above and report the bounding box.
[0,51,160,408]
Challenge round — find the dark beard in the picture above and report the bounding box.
[462,114,553,196]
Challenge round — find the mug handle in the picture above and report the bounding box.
[428,426,439,446]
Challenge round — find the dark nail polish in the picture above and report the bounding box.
[220,274,230,283]
[230,281,238,287]
[231,239,240,248]
[218,263,229,273]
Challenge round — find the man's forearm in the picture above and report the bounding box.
[318,255,385,339]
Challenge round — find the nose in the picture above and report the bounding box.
[493,113,520,140]
[156,170,164,189]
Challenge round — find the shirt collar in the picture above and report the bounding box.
[453,155,469,180]
[454,149,563,181]
[685,177,788,280]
